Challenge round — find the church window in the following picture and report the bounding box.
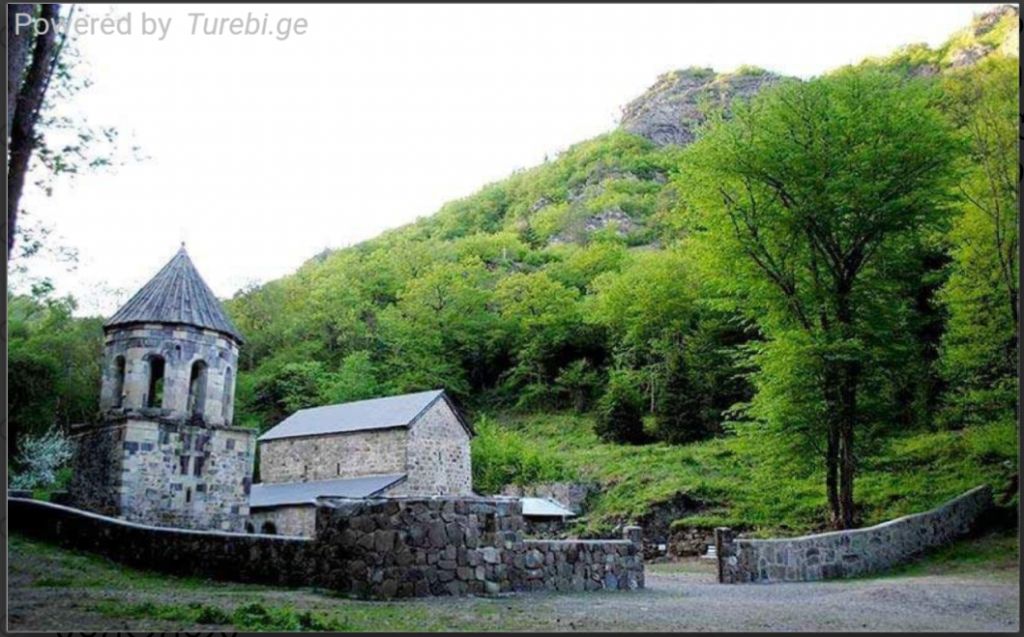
[145,355,166,408]
[179,455,189,475]
[222,367,234,422]
[185,487,192,503]
[187,360,208,418]
[193,456,205,477]
[111,356,126,407]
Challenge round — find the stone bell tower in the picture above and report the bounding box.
[69,245,255,531]
[99,243,242,426]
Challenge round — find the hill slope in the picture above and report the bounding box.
[224,6,1019,537]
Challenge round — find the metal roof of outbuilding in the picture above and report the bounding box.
[257,389,472,442]
[520,497,576,518]
[249,474,406,508]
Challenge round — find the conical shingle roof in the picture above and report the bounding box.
[105,245,243,342]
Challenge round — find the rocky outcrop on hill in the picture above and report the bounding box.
[619,67,790,147]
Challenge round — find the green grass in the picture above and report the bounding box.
[11,534,267,592]
[881,529,1019,579]
[91,599,360,631]
[480,411,1017,537]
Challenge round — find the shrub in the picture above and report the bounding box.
[471,415,574,493]
[594,372,645,444]
[10,426,73,490]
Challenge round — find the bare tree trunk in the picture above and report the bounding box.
[837,362,858,529]
[6,4,35,137]
[7,2,59,260]
[835,289,859,529]
[825,417,840,528]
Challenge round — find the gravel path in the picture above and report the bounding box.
[545,564,1020,632]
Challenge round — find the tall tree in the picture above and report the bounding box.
[7,3,61,259]
[682,69,958,528]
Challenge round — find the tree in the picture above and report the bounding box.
[8,3,60,258]
[594,370,646,444]
[682,69,958,528]
[654,340,707,444]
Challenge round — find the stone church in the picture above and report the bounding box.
[250,390,473,536]
[69,246,474,536]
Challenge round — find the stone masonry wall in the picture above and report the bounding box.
[716,486,994,583]
[67,424,124,517]
[68,418,255,532]
[249,505,317,536]
[313,496,643,598]
[101,324,239,427]
[10,498,312,586]
[259,428,408,484]
[12,496,642,600]
[401,399,472,496]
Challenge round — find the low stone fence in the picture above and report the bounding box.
[312,496,642,598]
[716,485,993,583]
[9,498,313,586]
[11,495,642,599]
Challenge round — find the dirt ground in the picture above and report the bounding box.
[7,533,1020,632]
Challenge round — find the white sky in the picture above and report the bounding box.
[14,3,997,315]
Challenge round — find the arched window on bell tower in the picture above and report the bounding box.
[111,356,126,408]
[145,355,166,409]
[222,366,234,424]
[188,360,208,419]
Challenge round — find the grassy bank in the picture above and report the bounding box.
[479,411,1017,536]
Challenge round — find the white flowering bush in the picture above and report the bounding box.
[10,427,74,490]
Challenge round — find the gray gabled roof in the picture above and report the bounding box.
[249,474,406,508]
[258,389,471,442]
[105,245,243,342]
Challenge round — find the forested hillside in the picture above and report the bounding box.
[9,6,1018,534]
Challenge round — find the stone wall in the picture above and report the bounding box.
[11,495,642,599]
[67,423,124,517]
[249,505,316,536]
[668,525,717,558]
[402,398,472,496]
[716,486,994,584]
[101,324,239,427]
[259,428,408,484]
[313,496,643,598]
[68,419,255,532]
[10,498,312,586]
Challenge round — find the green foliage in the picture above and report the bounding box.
[554,359,601,413]
[10,427,73,490]
[470,415,574,493]
[653,346,708,444]
[7,290,103,454]
[937,56,1019,428]
[320,351,381,404]
[594,370,646,444]
[680,67,961,524]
